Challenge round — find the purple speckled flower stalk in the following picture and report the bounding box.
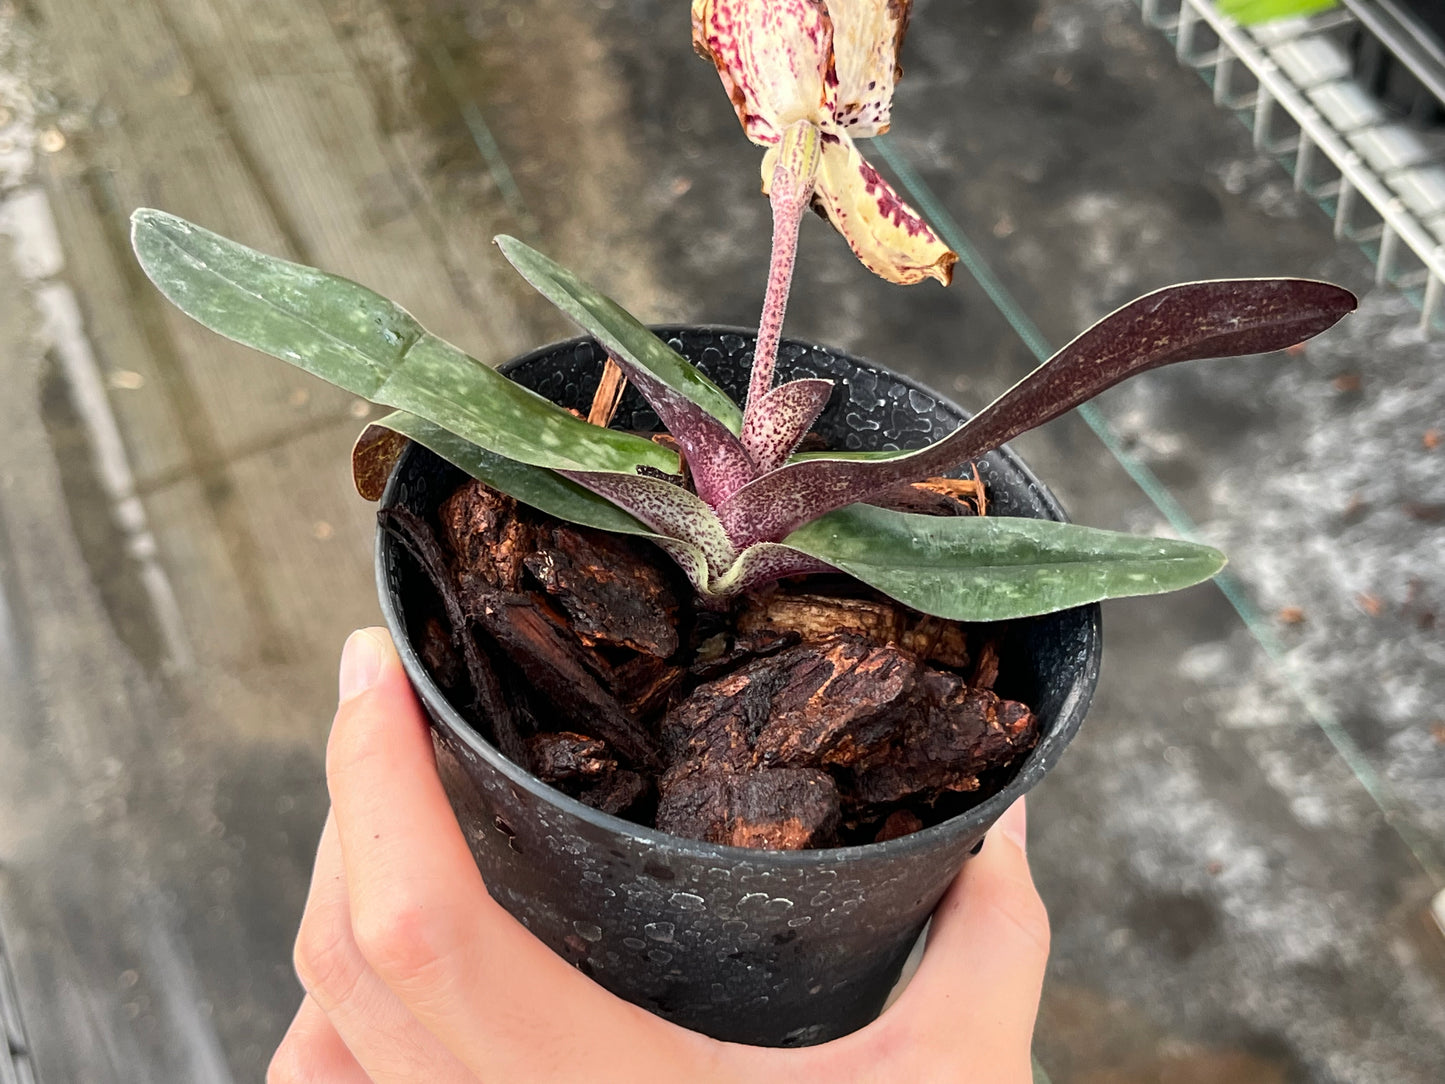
[743,122,821,455]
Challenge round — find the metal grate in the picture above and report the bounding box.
[1138,0,1445,331]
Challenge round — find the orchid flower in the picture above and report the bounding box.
[692,0,958,466]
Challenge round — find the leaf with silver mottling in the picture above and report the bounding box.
[778,503,1227,621]
[496,236,744,433]
[131,209,678,478]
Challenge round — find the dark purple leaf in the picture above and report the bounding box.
[600,352,756,506]
[719,278,1356,545]
[927,278,1357,460]
[562,468,738,575]
[742,378,834,472]
[710,542,836,595]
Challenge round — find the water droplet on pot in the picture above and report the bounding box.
[670,892,705,912]
[572,921,602,943]
[644,921,674,943]
[623,937,645,950]
[647,948,673,964]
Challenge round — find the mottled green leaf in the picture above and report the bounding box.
[362,412,648,532]
[780,503,1226,621]
[131,209,677,477]
[496,236,745,433]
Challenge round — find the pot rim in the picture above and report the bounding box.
[376,327,1102,866]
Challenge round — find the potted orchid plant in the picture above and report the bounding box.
[128,0,1355,1047]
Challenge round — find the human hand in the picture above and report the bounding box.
[269,627,1050,1083]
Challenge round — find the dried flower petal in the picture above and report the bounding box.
[765,132,956,285]
[699,0,954,287]
[827,0,913,136]
[692,0,837,146]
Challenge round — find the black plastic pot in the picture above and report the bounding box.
[376,328,1102,1047]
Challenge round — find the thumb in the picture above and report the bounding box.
[338,627,391,703]
[892,799,1049,1075]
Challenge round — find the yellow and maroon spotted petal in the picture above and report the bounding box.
[692,0,838,146]
[826,0,913,136]
[798,132,955,285]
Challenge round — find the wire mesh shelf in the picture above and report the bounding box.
[1138,0,1445,331]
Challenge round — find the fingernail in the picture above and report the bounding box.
[339,629,384,702]
[996,798,1027,854]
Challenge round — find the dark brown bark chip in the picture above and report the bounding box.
[752,637,918,770]
[875,810,925,843]
[868,480,979,517]
[439,481,533,591]
[378,507,526,764]
[610,654,686,720]
[849,673,1038,807]
[418,615,463,693]
[660,666,762,773]
[526,732,618,783]
[737,594,968,670]
[578,770,650,816]
[464,586,660,769]
[901,616,970,671]
[524,526,679,657]
[971,638,1000,691]
[411,476,1045,850]
[656,766,840,850]
[663,636,917,774]
[687,628,799,680]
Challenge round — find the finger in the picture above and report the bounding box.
[267,995,370,1084]
[325,628,495,1007]
[893,798,1048,1075]
[293,811,473,1083]
[326,628,704,1080]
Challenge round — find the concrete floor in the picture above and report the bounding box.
[0,0,1441,1079]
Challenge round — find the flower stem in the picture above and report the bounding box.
[745,121,821,423]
